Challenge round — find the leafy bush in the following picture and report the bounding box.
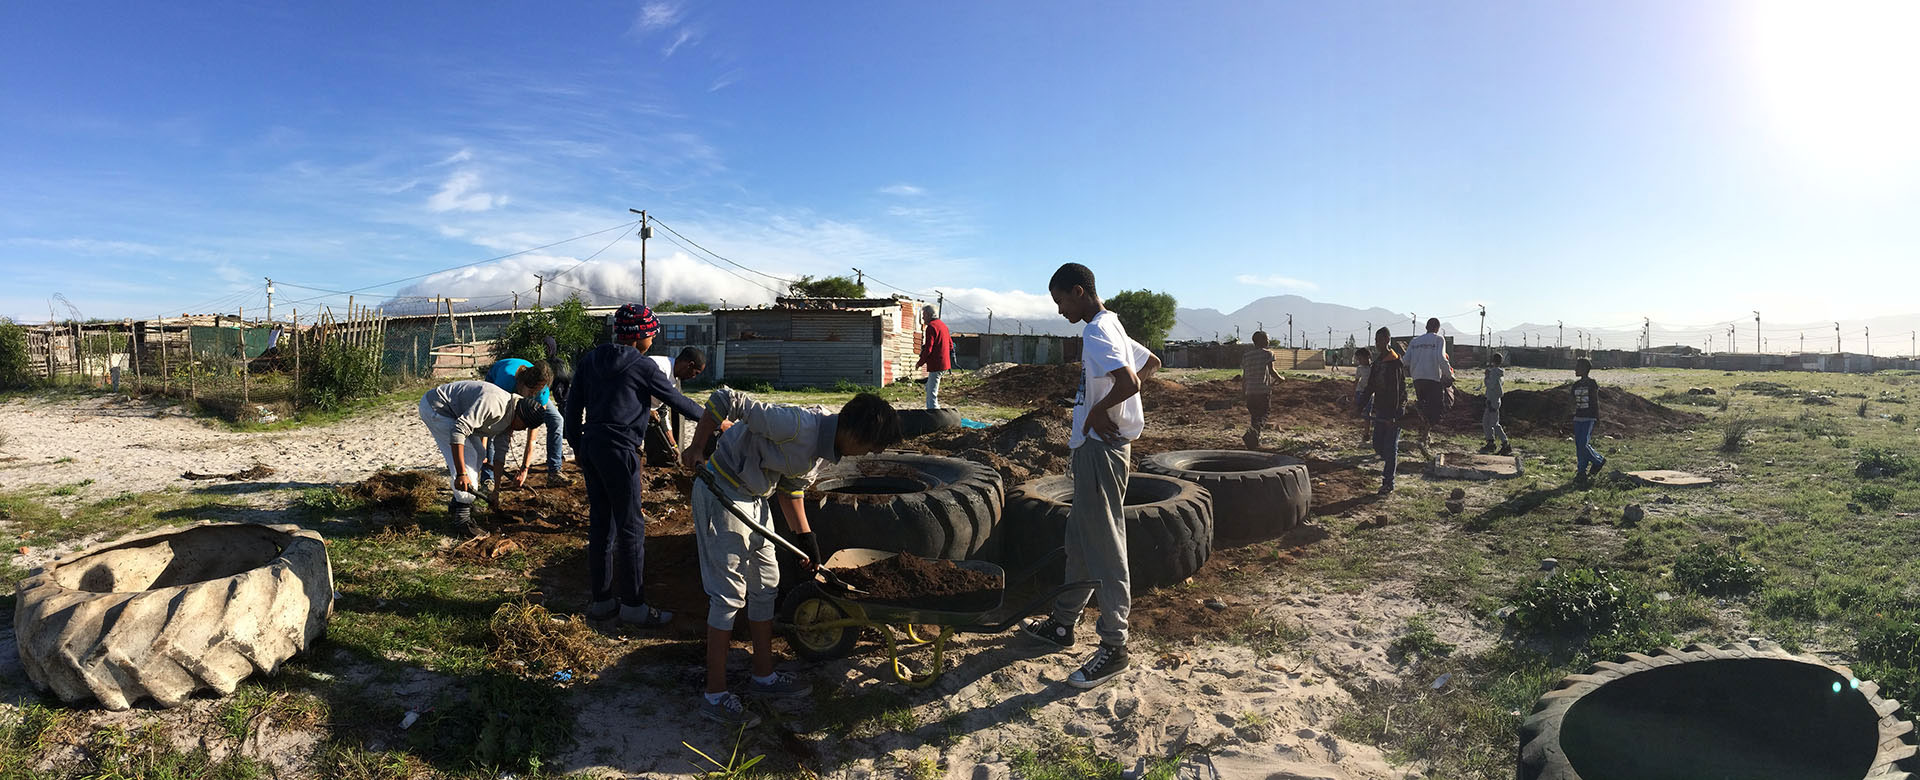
[1507,567,1665,652]
[1672,544,1765,596]
[1854,483,1897,511]
[832,378,879,394]
[0,318,37,390]
[299,337,385,411]
[1794,412,1844,439]
[1859,399,1871,417]
[1856,447,1910,479]
[296,487,363,514]
[494,295,602,367]
[1654,391,1723,408]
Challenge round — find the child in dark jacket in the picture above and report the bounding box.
[563,303,706,626]
[1572,357,1605,485]
[1364,328,1409,495]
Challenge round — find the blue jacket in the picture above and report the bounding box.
[564,343,703,452]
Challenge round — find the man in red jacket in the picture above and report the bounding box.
[917,307,953,409]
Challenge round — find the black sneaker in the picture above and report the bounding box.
[1020,617,1074,651]
[1497,444,1513,456]
[1478,441,1496,454]
[1066,644,1130,689]
[1377,483,1395,496]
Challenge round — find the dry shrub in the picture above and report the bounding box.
[487,601,611,678]
[347,469,440,514]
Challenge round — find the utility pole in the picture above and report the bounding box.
[1327,326,1332,349]
[534,274,544,308]
[627,208,652,307]
[1911,331,1915,358]
[1836,322,1842,353]
[986,308,993,336]
[1558,320,1563,349]
[1728,324,1736,354]
[852,267,864,286]
[1642,317,1651,351]
[1753,311,1760,354]
[935,290,944,318]
[1286,314,1293,349]
[1800,332,1805,353]
[1866,326,1871,357]
[1478,304,1487,355]
[264,278,274,325]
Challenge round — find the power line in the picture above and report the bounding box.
[541,219,641,283]
[277,220,640,307]
[651,230,788,298]
[648,216,797,284]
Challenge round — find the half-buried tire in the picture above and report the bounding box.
[1000,473,1213,594]
[1140,449,1310,542]
[12,522,334,710]
[801,453,1003,564]
[895,408,964,440]
[1519,643,1918,780]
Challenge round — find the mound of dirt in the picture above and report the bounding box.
[911,405,1073,485]
[835,552,1000,611]
[966,363,1083,406]
[1495,384,1705,436]
[347,469,440,513]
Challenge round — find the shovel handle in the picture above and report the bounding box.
[695,470,860,593]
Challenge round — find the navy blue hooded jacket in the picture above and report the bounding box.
[564,343,704,453]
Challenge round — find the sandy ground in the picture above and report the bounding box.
[0,388,1486,779]
[0,394,445,499]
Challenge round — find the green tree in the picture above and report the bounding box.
[494,295,603,366]
[788,275,867,299]
[652,299,711,313]
[1105,289,1177,351]
[0,318,37,389]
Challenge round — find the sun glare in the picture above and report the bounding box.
[1746,0,1920,182]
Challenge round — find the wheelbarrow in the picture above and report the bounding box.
[776,547,1096,688]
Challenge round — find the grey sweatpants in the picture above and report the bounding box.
[1051,438,1131,647]
[691,479,781,631]
[1484,399,1508,445]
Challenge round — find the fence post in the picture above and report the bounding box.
[292,308,301,405]
[240,306,250,407]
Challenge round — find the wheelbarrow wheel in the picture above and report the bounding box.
[780,584,862,661]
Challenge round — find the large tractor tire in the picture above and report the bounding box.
[12,523,334,710]
[1141,449,1310,543]
[1519,643,1917,780]
[1000,473,1213,594]
[895,408,964,440]
[801,453,1003,563]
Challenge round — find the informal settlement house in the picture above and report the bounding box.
[713,296,928,389]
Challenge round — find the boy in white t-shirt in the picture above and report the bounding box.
[1022,262,1160,691]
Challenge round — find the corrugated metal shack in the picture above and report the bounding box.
[950,333,1080,369]
[714,297,925,389]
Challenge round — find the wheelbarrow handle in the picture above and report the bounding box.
[962,579,1101,635]
[694,469,861,594]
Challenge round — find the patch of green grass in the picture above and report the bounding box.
[1008,735,1126,780]
[228,377,441,433]
[323,528,532,674]
[49,478,94,496]
[52,456,75,464]
[309,743,435,780]
[0,702,68,779]
[1505,567,1671,658]
[1672,544,1766,596]
[62,722,266,779]
[1332,646,1567,779]
[409,673,573,774]
[217,683,328,743]
[1854,483,1898,511]
[297,486,365,514]
[1385,616,1457,665]
[1230,612,1310,657]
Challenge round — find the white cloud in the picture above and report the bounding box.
[637,2,680,30]
[5,238,170,256]
[1234,274,1319,291]
[663,28,697,58]
[427,171,507,213]
[880,184,923,196]
[708,70,741,92]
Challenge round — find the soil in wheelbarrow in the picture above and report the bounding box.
[836,552,1001,612]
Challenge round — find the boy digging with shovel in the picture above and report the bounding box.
[681,388,902,727]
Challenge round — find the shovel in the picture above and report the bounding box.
[694,469,868,597]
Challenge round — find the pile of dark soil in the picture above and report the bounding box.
[836,552,1000,611]
[347,469,440,513]
[1496,385,1705,437]
[910,405,1072,485]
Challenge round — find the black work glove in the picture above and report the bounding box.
[793,531,823,569]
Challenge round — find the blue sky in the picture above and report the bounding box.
[3,1,1918,344]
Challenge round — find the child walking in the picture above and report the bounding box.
[1480,352,1511,455]
[563,304,706,627]
[1022,262,1160,690]
[1240,331,1282,449]
[681,389,902,727]
[1363,328,1409,495]
[1353,347,1373,445]
[1572,357,1605,486]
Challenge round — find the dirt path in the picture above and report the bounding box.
[0,394,441,499]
